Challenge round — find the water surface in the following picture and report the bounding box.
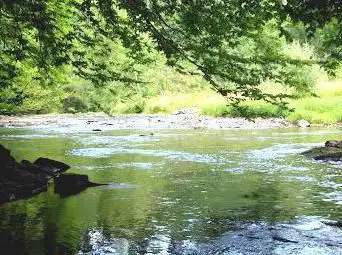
[0,127,341,254]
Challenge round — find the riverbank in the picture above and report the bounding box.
[1,112,341,131]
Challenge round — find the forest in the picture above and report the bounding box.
[1,0,342,124]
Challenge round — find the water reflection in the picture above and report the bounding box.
[0,127,341,254]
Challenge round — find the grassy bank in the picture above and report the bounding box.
[2,79,341,125]
[287,81,342,124]
[2,48,341,124]
[139,80,342,124]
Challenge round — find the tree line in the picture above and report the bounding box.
[1,0,341,114]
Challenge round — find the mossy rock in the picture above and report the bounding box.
[301,147,342,161]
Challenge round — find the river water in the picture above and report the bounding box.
[0,126,341,254]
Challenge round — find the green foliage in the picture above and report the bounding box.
[285,0,342,62]
[1,0,341,118]
[200,101,288,119]
[0,60,66,114]
[144,92,215,114]
[230,101,289,118]
[201,104,230,117]
[288,96,342,124]
[111,96,146,114]
[140,79,342,125]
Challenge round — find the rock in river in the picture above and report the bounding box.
[296,119,310,128]
[34,157,70,174]
[325,140,342,148]
[301,140,342,162]
[0,144,103,205]
[54,173,103,197]
[0,144,59,205]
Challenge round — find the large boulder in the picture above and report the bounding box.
[0,144,105,205]
[0,145,13,161]
[0,145,17,171]
[54,173,103,197]
[0,150,50,205]
[325,140,342,148]
[296,119,310,128]
[34,157,70,174]
[21,160,54,179]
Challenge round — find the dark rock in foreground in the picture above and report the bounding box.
[301,140,342,162]
[55,173,103,197]
[34,157,70,174]
[0,145,58,204]
[0,144,102,205]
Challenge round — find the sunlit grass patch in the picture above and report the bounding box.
[286,80,342,124]
[110,78,342,125]
[315,80,342,97]
[288,95,342,124]
[231,101,288,118]
[144,91,226,114]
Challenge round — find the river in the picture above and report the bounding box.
[0,126,341,254]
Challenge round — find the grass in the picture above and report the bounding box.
[288,101,342,124]
[9,78,339,125]
[135,80,342,124]
[143,91,227,114]
[141,91,288,118]
[287,81,342,124]
[314,80,342,97]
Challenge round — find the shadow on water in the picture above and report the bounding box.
[0,127,341,254]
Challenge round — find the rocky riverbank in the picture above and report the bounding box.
[0,113,293,130]
[1,111,341,131]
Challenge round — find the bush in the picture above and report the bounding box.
[200,104,230,117]
[109,96,145,114]
[229,101,289,118]
[62,96,89,113]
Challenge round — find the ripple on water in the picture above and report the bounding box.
[248,143,322,160]
[69,147,227,164]
[1,134,58,139]
[78,228,129,254]
[319,180,342,189]
[73,165,115,170]
[224,137,248,141]
[226,161,310,174]
[77,216,342,254]
[272,130,342,136]
[223,167,246,174]
[314,160,342,169]
[76,134,159,146]
[321,191,342,204]
[73,162,162,171]
[284,176,317,183]
[146,233,172,254]
[104,183,137,189]
[115,162,162,169]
